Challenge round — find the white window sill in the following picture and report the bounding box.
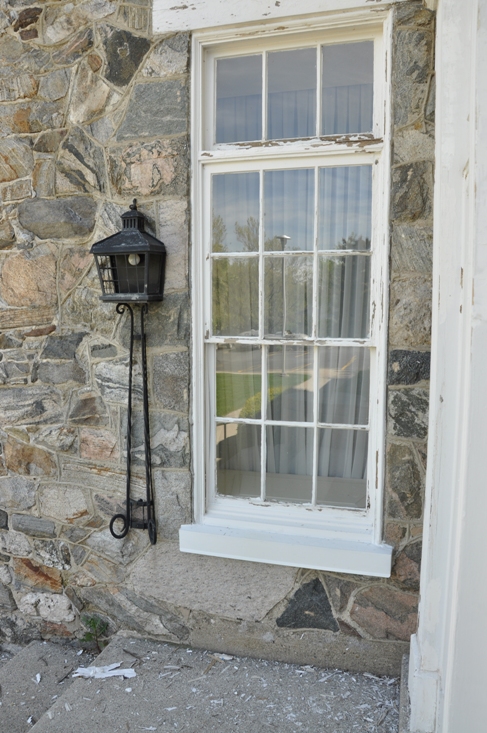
[179,523,393,577]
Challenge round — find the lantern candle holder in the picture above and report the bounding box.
[90,200,166,545]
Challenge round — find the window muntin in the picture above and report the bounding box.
[214,40,374,144]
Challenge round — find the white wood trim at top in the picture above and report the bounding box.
[185,11,393,575]
[153,0,407,35]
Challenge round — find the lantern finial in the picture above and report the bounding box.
[130,199,137,211]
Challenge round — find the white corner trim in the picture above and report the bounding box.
[180,523,393,576]
[408,634,440,733]
[153,0,404,34]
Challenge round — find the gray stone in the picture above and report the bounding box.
[391,162,434,222]
[0,530,31,557]
[38,69,71,101]
[108,136,188,198]
[0,36,49,74]
[129,540,297,622]
[42,333,87,361]
[117,3,150,32]
[0,72,37,102]
[395,3,435,29]
[126,411,189,469]
[68,392,109,426]
[393,126,434,165]
[42,0,116,45]
[120,588,189,639]
[116,80,188,140]
[68,61,121,126]
[18,591,75,622]
[33,129,67,153]
[153,470,191,539]
[70,544,87,566]
[0,386,62,426]
[152,351,189,412]
[146,293,190,347]
[391,541,422,591]
[142,33,189,78]
[65,585,84,611]
[11,515,56,538]
[18,197,97,240]
[388,387,429,440]
[32,158,56,197]
[391,223,433,273]
[33,540,71,570]
[386,442,423,520]
[0,248,57,308]
[1,177,33,202]
[0,582,16,611]
[393,29,433,127]
[35,361,86,385]
[324,575,360,614]
[56,126,106,194]
[82,554,125,584]
[388,350,430,385]
[425,73,435,124]
[39,485,91,524]
[86,527,149,566]
[91,343,117,359]
[0,136,34,183]
[0,510,7,529]
[0,476,36,510]
[276,579,339,631]
[62,526,91,544]
[0,101,65,136]
[0,217,15,248]
[0,360,30,384]
[100,24,150,87]
[79,585,166,636]
[389,275,432,349]
[51,27,94,66]
[33,424,77,453]
[94,358,142,403]
[62,285,114,337]
[158,199,188,291]
[87,114,117,145]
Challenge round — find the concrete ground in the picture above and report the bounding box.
[23,636,400,733]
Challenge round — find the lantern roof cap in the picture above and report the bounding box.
[90,200,166,255]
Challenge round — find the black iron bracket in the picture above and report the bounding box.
[109,303,157,545]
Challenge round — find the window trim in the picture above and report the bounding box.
[182,9,394,576]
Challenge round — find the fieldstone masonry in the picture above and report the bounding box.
[0,0,434,674]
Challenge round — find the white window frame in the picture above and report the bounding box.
[181,9,394,577]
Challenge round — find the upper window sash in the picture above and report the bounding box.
[202,26,385,152]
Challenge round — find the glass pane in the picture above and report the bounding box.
[318,347,370,425]
[316,428,368,508]
[217,423,261,498]
[212,173,259,252]
[265,426,313,503]
[213,258,259,336]
[216,55,262,143]
[267,346,313,422]
[267,48,316,139]
[318,255,370,338]
[318,166,372,251]
[264,169,314,251]
[264,256,313,338]
[216,345,262,418]
[322,42,373,135]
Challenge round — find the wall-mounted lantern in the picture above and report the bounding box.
[90,200,166,545]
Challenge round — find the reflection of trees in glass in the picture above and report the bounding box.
[335,233,370,251]
[212,213,227,252]
[235,216,259,252]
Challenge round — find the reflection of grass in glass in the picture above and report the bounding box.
[216,372,309,417]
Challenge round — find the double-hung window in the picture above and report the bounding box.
[182,13,393,577]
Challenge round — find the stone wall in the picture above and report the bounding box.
[0,0,434,676]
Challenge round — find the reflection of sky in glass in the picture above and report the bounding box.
[318,166,372,250]
[216,55,262,143]
[264,169,314,250]
[322,42,373,135]
[212,173,260,252]
[267,48,316,139]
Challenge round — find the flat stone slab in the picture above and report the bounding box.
[31,636,400,733]
[0,640,87,732]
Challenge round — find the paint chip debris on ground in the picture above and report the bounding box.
[29,637,400,732]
